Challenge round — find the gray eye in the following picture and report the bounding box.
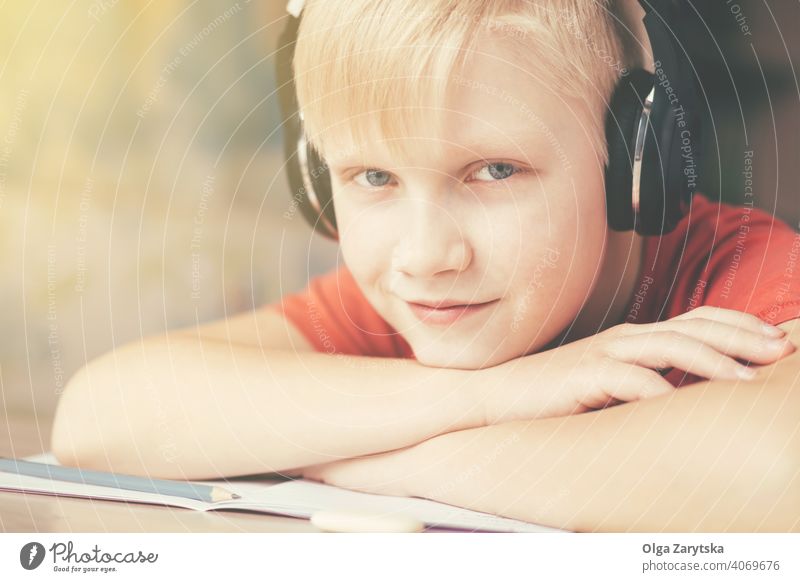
[364,169,392,187]
[486,162,515,180]
[472,162,519,182]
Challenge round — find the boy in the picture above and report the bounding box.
[52,0,800,531]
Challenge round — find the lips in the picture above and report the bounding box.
[408,298,489,309]
[405,298,499,325]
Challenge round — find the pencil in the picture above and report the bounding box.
[0,457,241,503]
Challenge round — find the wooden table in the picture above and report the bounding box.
[1,412,318,532]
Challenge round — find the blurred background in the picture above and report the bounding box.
[0,1,798,422]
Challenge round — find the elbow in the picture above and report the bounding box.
[50,354,142,473]
[51,364,96,468]
[50,363,120,470]
[50,344,186,478]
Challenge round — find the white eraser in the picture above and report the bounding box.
[311,509,425,533]
[286,0,305,18]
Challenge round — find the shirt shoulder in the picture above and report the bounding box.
[268,265,415,358]
[630,192,800,326]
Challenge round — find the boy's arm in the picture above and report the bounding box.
[50,308,484,479]
[301,318,800,532]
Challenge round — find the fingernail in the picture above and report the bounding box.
[736,365,757,380]
[766,338,789,351]
[761,323,785,337]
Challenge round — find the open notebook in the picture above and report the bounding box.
[0,453,566,533]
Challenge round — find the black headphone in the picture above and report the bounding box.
[275,0,702,239]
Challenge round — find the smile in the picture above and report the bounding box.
[406,299,499,325]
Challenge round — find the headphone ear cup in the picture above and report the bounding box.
[275,15,339,239]
[305,142,338,237]
[604,68,655,232]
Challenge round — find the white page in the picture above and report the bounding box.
[0,453,566,533]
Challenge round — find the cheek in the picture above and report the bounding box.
[498,172,607,308]
[334,197,395,280]
[536,160,607,254]
[494,179,606,270]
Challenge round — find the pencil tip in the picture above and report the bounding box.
[231,493,241,499]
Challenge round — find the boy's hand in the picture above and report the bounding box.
[479,306,796,424]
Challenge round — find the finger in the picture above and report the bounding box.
[603,331,759,381]
[575,359,675,408]
[670,306,785,338]
[621,318,794,365]
[603,362,677,401]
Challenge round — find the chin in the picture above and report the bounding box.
[411,341,518,370]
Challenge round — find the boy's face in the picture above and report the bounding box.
[325,34,611,369]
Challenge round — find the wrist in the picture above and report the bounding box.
[461,352,555,425]
[451,362,504,428]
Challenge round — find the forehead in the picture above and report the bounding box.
[324,34,592,167]
[446,37,571,148]
[323,33,584,168]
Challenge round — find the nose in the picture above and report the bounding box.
[392,196,472,278]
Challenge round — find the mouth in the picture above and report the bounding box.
[405,298,500,325]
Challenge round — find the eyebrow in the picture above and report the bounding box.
[458,131,542,153]
[326,129,545,171]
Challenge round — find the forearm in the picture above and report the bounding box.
[401,370,800,532]
[51,335,482,479]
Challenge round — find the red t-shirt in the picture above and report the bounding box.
[272,193,800,385]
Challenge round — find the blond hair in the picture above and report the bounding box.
[292,0,638,166]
